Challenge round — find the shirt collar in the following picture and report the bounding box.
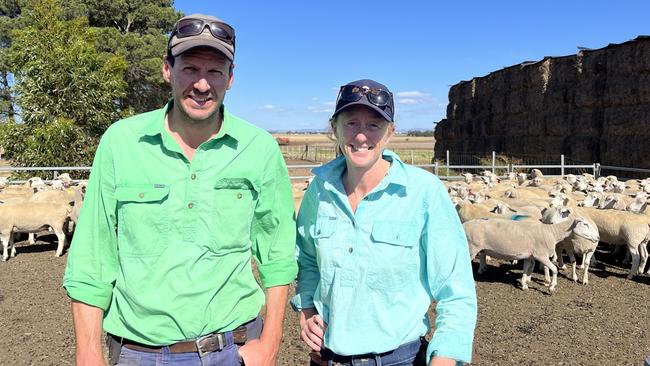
[139,100,243,142]
[313,149,408,188]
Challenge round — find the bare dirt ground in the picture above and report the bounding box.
[1,228,649,365]
[1,154,649,365]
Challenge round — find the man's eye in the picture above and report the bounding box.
[184,66,196,72]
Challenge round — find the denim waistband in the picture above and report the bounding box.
[320,337,423,363]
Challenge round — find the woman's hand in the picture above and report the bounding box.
[299,308,327,351]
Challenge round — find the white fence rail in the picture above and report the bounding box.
[1,153,648,182]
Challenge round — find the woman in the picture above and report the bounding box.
[291,79,477,366]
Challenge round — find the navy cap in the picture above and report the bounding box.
[331,79,394,123]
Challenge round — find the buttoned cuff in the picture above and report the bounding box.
[427,331,473,364]
[257,259,298,288]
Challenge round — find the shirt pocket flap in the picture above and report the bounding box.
[371,221,418,247]
[314,216,336,238]
[214,178,258,192]
[115,185,170,203]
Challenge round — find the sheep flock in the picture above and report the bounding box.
[451,169,650,293]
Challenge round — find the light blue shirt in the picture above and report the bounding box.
[291,150,477,364]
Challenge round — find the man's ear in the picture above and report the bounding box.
[226,63,235,90]
[162,56,172,83]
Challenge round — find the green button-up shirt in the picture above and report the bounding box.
[63,102,297,345]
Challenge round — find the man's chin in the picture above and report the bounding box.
[179,104,220,123]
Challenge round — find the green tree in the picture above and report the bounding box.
[4,0,126,168]
[66,0,180,115]
[0,0,22,121]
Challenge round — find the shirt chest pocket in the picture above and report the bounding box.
[115,185,170,257]
[367,221,420,290]
[210,178,258,254]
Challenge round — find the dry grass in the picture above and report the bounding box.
[273,133,434,150]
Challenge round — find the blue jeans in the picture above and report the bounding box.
[310,338,424,366]
[116,344,242,366]
[644,356,650,366]
[113,316,263,366]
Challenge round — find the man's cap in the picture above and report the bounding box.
[168,14,235,61]
[332,79,395,123]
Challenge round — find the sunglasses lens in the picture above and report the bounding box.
[209,23,233,41]
[339,86,362,102]
[177,20,204,36]
[368,90,390,107]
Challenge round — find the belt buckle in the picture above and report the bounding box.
[195,333,225,357]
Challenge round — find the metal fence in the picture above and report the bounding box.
[1,151,649,182]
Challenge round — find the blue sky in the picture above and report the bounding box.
[174,0,650,132]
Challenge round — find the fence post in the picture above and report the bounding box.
[435,161,439,176]
[594,163,600,178]
[446,150,450,178]
[492,151,496,174]
[411,150,414,164]
[561,154,565,176]
[53,170,59,179]
[314,147,318,162]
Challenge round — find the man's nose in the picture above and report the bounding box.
[193,77,210,92]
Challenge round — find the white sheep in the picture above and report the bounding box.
[0,202,73,260]
[463,210,599,292]
[540,206,600,284]
[578,206,650,278]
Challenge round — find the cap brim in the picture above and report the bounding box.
[332,100,394,123]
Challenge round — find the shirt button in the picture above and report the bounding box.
[138,192,144,198]
[237,192,243,199]
[190,173,196,180]
[348,247,353,253]
[188,202,194,209]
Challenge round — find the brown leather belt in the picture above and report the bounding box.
[110,326,247,355]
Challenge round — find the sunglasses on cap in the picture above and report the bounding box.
[171,18,236,46]
[336,84,394,114]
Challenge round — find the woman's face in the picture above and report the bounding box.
[333,105,394,172]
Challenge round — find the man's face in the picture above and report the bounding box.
[162,47,233,123]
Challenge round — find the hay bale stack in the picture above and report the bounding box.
[435,36,650,169]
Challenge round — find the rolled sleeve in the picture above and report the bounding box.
[62,132,119,310]
[250,141,298,288]
[290,182,320,311]
[424,178,477,364]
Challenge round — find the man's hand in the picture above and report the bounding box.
[238,338,279,366]
[299,308,327,352]
[238,285,288,366]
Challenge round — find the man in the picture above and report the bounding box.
[63,13,297,366]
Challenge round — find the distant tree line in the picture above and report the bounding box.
[405,129,435,137]
[0,0,180,168]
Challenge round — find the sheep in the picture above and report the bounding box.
[577,206,650,278]
[57,173,73,187]
[463,210,599,292]
[502,187,551,200]
[0,202,73,261]
[580,192,603,208]
[25,177,45,189]
[50,179,64,190]
[598,194,629,211]
[26,188,75,244]
[540,206,600,284]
